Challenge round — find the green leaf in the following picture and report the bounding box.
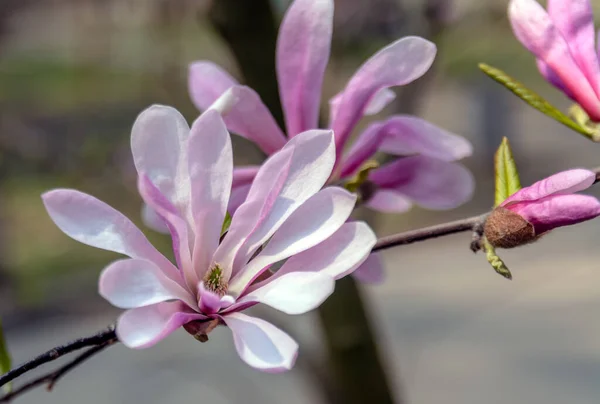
[0,319,12,393]
[494,137,521,207]
[479,63,598,141]
[483,238,512,280]
[221,212,232,236]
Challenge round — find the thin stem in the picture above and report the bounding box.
[0,339,117,402]
[0,326,116,389]
[373,214,486,252]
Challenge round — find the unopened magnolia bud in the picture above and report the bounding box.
[484,207,536,249]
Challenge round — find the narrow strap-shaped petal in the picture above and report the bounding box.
[331,37,436,156]
[42,189,181,283]
[117,302,206,349]
[377,116,473,161]
[329,88,396,126]
[277,0,333,136]
[188,110,233,280]
[536,59,574,97]
[235,272,334,315]
[502,169,595,206]
[340,116,472,178]
[188,61,239,111]
[208,86,287,154]
[508,0,600,120]
[99,258,195,309]
[351,253,385,284]
[229,187,356,296]
[233,166,260,187]
[249,221,376,290]
[221,312,298,373]
[141,204,169,234]
[138,174,195,291]
[370,156,475,210]
[339,121,387,178]
[365,189,414,213]
[509,194,600,234]
[547,0,600,96]
[229,167,260,213]
[231,129,336,270]
[213,148,294,281]
[131,105,191,216]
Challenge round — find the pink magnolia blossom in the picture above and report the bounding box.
[485,169,600,248]
[42,106,375,372]
[508,0,600,121]
[187,0,474,218]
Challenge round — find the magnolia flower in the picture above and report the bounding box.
[187,0,474,218]
[485,169,600,248]
[508,0,600,121]
[42,106,376,372]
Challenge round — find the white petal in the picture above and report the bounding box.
[229,187,356,295]
[99,258,193,309]
[188,110,233,278]
[222,312,298,372]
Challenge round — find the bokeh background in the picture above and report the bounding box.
[2,0,600,403]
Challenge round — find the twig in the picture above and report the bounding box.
[0,326,116,390]
[0,339,117,403]
[373,214,486,252]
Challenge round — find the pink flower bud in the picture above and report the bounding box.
[485,169,600,248]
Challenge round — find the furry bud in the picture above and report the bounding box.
[484,207,537,249]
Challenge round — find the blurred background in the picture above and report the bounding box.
[2,0,600,403]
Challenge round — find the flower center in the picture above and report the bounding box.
[203,263,228,296]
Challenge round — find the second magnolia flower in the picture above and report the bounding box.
[42,106,376,372]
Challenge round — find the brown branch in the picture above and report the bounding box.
[0,326,117,391]
[373,214,486,252]
[0,338,117,403]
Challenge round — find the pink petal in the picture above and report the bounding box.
[221,312,298,372]
[236,272,334,315]
[536,59,574,97]
[198,282,235,314]
[352,253,385,284]
[130,105,191,215]
[377,116,473,161]
[329,88,396,126]
[502,169,595,206]
[365,189,414,213]
[331,36,436,156]
[229,187,356,296]
[214,148,294,281]
[509,194,600,234]
[42,189,181,283]
[141,204,169,234]
[208,86,287,154]
[255,221,376,285]
[228,166,259,213]
[370,156,475,210]
[229,129,336,271]
[277,0,333,136]
[508,0,600,120]
[188,61,239,111]
[339,121,387,178]
[99,258,194,309]
[229,184,252,214]
[340,115,473,178]
[547,0,600,96]
[233,166,260,188]
[188,110,233,279]
[138,174,196,290]
[117,302,206,349]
